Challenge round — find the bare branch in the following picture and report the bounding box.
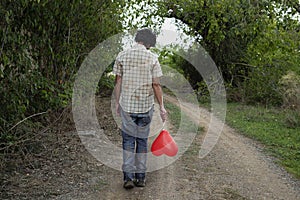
[229,62,257,68]
[7,111,49,132]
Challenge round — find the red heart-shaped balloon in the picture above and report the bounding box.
[151,129,178,157]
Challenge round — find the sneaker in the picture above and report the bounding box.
[123,180,134,189]
[134,179,146,187]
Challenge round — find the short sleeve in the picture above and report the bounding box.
[113,55,123,76]
[152,58,163,78]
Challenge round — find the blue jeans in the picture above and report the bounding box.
[120,106,154,181]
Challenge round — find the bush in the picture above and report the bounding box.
[279,71,300,128]
[279,71,300,110]
[0,0,124,153]
[284,110,300,128]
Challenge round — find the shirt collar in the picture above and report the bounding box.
[133,43,147,50]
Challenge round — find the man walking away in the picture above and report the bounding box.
[113,28,167,189]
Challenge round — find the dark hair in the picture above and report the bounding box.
[135,28,156,48]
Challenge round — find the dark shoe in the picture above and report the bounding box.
[123,180,134,189]
[134,179,146,187]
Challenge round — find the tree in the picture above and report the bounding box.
[0,0,125,144]
[128,0,300,105]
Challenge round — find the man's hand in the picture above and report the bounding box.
[160,107,167,122]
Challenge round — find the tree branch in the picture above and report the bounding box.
[8,111,49,132]
[229,62,257,68]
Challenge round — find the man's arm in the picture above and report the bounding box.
[152,77,167,122]
[115,75,122,115]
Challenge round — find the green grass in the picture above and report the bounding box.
[225,103,300,178]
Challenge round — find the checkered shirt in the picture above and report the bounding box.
[113,43,163,113]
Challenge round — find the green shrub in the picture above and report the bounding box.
[279,71,300,110]
[284,110,300,128]
[0,0,125,152]
[279,71,300,128]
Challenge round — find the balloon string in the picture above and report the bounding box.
[162,121,165,130]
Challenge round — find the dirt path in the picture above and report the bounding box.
[5,95,298,199]
[49,95,300,200]
[164,95,300,199]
